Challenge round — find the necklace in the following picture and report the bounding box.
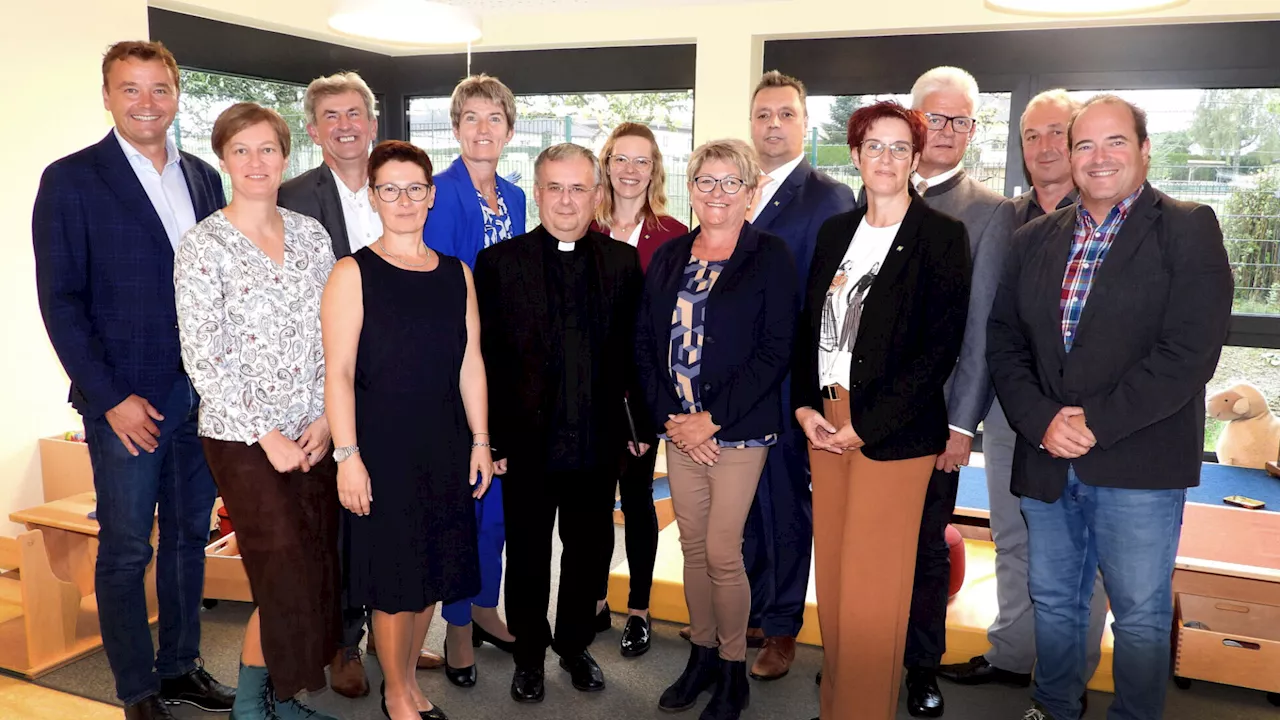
[378,239,431,268]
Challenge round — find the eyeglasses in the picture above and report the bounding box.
[860,140,914,160]
[608,154,653,171]
[374,183,431,202]
[538,183,597,198]
[692,175,748,195]
[924,113,977,134]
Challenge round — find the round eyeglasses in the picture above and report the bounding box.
[608,154,653,171]
[860,140,914,160]
[374,183,431,202]
[924,113,976,134]
[692,175,747,195]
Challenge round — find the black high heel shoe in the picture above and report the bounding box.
[381,680,451,720]
[444,639,477,688]
[471,623,516,654]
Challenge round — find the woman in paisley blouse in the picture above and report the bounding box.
[635,139,797,720]
[175,103,341,720]
[420,73,520,685]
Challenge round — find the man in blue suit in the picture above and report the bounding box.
[742,71,857,682]
[33,41,234,720]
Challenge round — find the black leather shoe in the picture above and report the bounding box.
[559,650,605,692]
[594,603,613,633]
[701,658,749,720]
[620,615,651,658]
[937,655,1032,687]
[510,666,545,703]
[160,665,236,712]
[905,667,944,718]
[125,696,177,720]
[815,670,822,685]
[659,643,719,711]
[444,641,477,688]
[472,623,516,654]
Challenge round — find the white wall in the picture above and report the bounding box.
[0,1,149,533]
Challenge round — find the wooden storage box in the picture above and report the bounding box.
[204,533,252,602]
[1175,593,1280,693]
[38,437,94,503]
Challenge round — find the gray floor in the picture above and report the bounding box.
[34,525,1280,719]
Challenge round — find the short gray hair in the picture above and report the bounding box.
[911,66,979,112]
[1020,89,1082,133]
[450,74,517,130]
[534,143,602,186]
[687,139,762,190]
[304,72,377,126]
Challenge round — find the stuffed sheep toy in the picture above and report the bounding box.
[1207,382,1280,469]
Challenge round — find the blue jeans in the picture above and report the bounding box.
[83,377,218,704]
[1022,468,1185,720]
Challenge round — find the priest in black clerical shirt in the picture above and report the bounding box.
[473,143,648,705]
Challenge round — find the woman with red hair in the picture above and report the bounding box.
[790,101,971,720]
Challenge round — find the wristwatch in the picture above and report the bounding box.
[333,445,359,463]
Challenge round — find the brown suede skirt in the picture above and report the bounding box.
[202,438,341,698]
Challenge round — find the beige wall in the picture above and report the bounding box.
[1,0,149,533]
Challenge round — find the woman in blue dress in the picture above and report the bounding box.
[422,73,524,686]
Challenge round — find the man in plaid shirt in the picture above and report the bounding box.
[987,96,1233,720]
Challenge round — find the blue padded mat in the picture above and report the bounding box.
[957,462,1280,513]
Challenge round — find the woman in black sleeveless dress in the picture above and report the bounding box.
[322,141,491,720]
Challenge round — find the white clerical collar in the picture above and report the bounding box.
[766,154,805,184]
[114,127,180,169]
[912,162,964,192]
[557,241,576,252]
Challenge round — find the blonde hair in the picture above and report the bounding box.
[304,71,376,125]
[1020,89,1082,133]
[911,66,980,112]
[687,139,761,189]
[449,74,517,129]
[596,123,671,229]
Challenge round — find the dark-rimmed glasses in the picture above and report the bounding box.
[860,140,914,160]
[924,113,977,134]
[374,183,431,202]
[692,175,747,194]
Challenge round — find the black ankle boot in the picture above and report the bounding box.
[659,643,720,712]
[700,658,749,720]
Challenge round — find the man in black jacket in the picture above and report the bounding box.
[474,143,646,705]
[987,95,1233,720]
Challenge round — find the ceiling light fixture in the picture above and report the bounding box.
[329,0,482,46]
[985,0,1189,16]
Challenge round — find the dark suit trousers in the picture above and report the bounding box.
[743,422,814,637]
[904,466,960,668]
[504,463,617,669]
[596,444,659,610]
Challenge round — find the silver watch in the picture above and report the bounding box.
[333,445,359,463]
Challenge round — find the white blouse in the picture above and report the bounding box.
[175,208,335,444]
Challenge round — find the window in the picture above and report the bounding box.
[408,91,695,229]
[1205,346,1280,453]
[805,92,1012,196]
[174,69,321,199]
[1066,89,1280,318]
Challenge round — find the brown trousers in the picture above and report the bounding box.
[666,443,768,661]
[202,438,341,698]
[810,397,936,720]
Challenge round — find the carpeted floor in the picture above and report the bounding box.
[34,525,1280,720]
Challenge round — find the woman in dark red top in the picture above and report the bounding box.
[589,122,687,657]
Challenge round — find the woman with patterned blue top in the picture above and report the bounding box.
[421,73,521,686]
[636,139,798,720]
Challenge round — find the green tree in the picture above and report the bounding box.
[1188,89,1280,173]
[1219,165,1280,314]
[177,70,313,178]
[821,95,864,143]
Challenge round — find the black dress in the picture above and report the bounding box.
[346,248,480,613]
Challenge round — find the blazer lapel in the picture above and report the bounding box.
[807,209,864,316]
[518,228,552,354]
[1074,186,1160,339]
[315,168,352,257]
[754,160,809,229]
[1037,209,1079,365]
[178,152,218,219]
[856,197,927,323]
[93,132,170,251]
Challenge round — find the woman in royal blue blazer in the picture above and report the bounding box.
[636,139,797,720]
[421,73,522,686]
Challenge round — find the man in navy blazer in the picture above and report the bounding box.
[32,42,233,720]
[741,71,856,681]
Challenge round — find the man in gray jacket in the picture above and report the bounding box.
[899,66,1015,718]
[940,90,1108,710]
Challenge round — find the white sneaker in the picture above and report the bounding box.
[1021,707,1055,720]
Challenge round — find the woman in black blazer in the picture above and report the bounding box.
[636,138,796,720]
[791,102,970,720]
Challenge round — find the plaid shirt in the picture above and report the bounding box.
[1060,184,1145,351]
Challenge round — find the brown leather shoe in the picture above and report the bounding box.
[417,648,445,670]
[330,646,370,698]
[749,636,796,680]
